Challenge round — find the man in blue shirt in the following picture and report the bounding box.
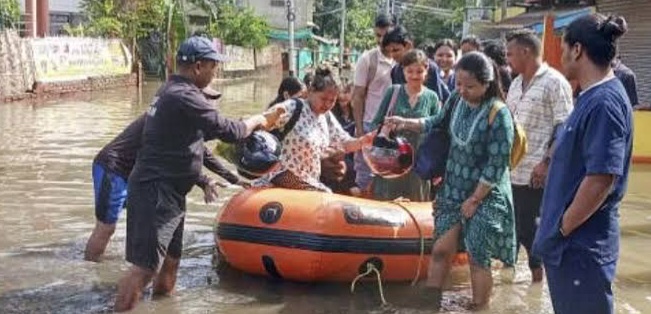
[533,13,633,314]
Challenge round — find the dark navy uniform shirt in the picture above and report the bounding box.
[130,75,247,194]
[533,77,633,266]
[94,112,241,188]
[613,60,639,107]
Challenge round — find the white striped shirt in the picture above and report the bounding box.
[506,63,573,186]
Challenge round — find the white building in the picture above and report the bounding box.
[19,0,83,35]
[242,0,314,31]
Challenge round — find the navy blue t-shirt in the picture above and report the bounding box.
[391,60,450,103]
[533,77,633,266]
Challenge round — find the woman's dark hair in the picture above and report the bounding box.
[564,14,628,68]
[460,36,482,51]
[302,72,314,87]
[374,13,396,28]
[433,39,457,57]
[483,39,507,67]
[268,76,304,107]
[311,65,340,92]
[455,51,504,101]
[401,49,429,68]
[332,82,353,119]
[381,25,411,48]
[418,40,436,59]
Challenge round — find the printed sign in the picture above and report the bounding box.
[30,37,132,82]
[222,45,255,71]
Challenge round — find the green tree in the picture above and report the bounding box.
[314,0,379,50]
[400,0,464,45]
[0,0,20,30]
[78,0,124,37]
[206,4,270,49]
[73,0,167,39]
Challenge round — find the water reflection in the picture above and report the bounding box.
[0,78,649,313]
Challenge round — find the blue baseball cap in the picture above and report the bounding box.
[176,36,228,63]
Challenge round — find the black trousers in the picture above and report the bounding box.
[512,184,543,270]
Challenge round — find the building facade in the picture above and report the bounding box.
[242,0,314,31]
[597,0,651,106]
[19,0,84,35]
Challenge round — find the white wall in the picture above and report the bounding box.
[19,0,82,13]
[244,0,313,30]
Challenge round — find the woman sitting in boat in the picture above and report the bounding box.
[321,80,360,195]
[386,51,516,311]
[255,66,375,192]
[267,76,307,108]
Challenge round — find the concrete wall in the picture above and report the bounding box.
[0,30,135,102]
[217,44,282,80]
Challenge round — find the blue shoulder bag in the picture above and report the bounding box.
[413,92,460,180]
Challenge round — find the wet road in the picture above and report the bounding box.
[0,78,649,313]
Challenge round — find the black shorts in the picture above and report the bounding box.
[126,180,186,271]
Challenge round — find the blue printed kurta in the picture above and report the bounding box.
[426,96,517,268]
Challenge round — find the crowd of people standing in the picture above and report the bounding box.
[82,11,634,314]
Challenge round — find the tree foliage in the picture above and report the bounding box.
[71,0,167,39]
[207,4,270,49]
[400,0,464,45]
[314,0,379,50]
[0,0,21,30]
[73,0,270,48]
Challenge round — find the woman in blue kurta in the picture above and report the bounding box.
[387,52,516,311]
[532,14,633,314]
[371,50,441,202]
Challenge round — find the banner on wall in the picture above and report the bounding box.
[222,45,255,72]
[30,37,132,82]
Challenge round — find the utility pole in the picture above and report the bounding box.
[339,0,346,74]
[287,0,296,76]
[462,0,472,38]
[501,0,508,22]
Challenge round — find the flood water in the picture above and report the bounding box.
[0,77,650,314]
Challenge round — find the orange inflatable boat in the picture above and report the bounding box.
[215,188,468,282]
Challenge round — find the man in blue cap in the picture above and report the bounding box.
[114,36,282,311]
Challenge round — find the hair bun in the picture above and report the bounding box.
[314,65,334,78]
[601,15,628,40]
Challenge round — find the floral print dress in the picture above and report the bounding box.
[428,96,517,268]
[254,99,352,192]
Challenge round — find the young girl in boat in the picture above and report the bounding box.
[370,49,442,202]
[321,81,360,195]
[255,66,374,192]
[267,76,306,108]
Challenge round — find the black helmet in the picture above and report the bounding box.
[362,133,414,178]
[234,130,282,179]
